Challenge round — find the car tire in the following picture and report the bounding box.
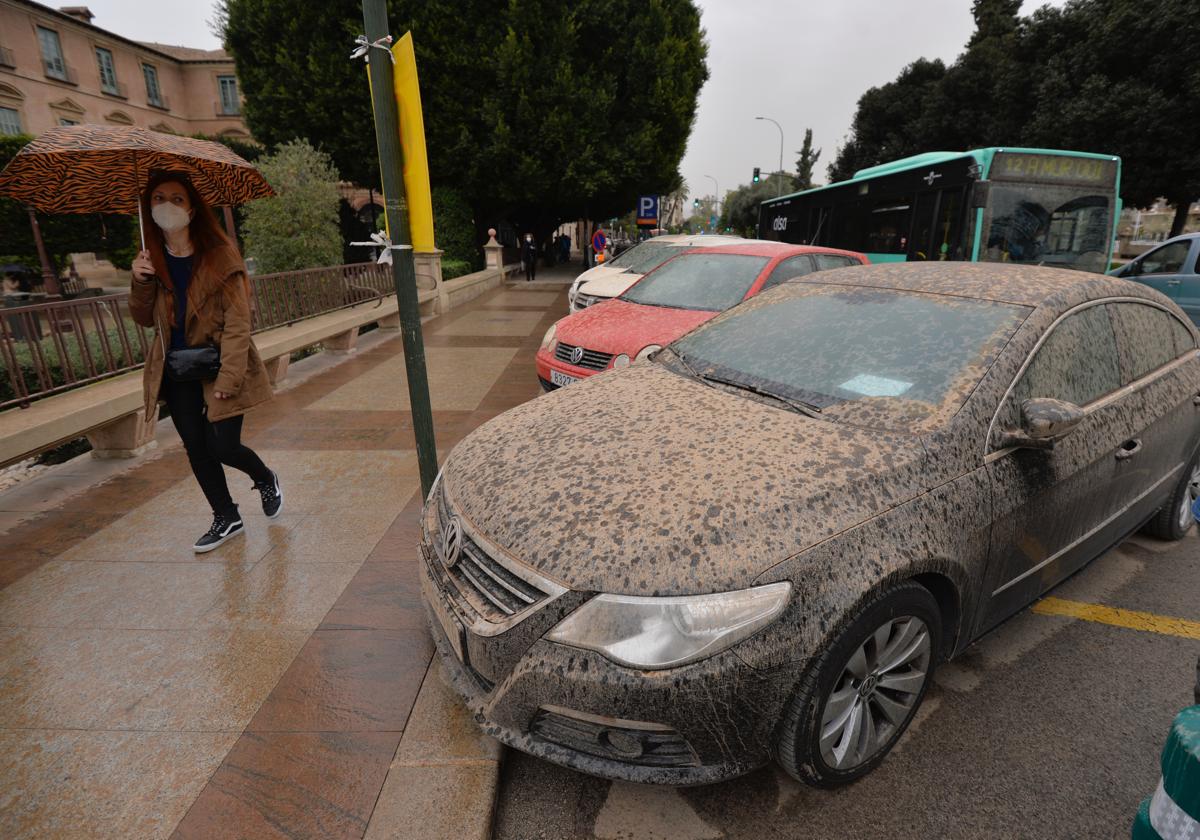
[1142,453,1200,541]
[776,581,941,788]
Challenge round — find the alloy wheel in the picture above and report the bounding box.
[818,616,931,771]
[1177,462,1200,532]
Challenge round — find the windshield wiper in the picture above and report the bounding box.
[669,349,703,381]
[700,372,824,419]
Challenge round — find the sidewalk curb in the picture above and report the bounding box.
[363,656,504,840]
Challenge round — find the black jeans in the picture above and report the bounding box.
[524,259,536,282]
[161,376,271,518]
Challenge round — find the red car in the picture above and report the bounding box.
[537,242,867,389]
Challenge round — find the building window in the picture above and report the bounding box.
[0,107,21,136]
[96,47,119,94]
[217,75,239,115]
[58,118,78,126]
[142,63,163,107]
[37,26,68,80]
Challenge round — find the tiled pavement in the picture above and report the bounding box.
[0,268,574,839]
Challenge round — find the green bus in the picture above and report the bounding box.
[756,148,1121,272]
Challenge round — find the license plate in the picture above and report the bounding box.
[423,566,466,662]
[550,369,580,387]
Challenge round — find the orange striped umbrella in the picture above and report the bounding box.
[0,124,273,213]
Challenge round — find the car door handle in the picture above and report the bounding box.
[1167,280,1182,286]
[1115,439,1142,460]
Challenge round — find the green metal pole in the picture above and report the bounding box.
[362,0,439,497]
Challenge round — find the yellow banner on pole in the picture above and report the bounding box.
[391,32,434,252]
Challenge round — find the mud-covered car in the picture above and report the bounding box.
[420,262,1200,787]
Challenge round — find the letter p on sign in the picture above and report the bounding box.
[636,195,659,226]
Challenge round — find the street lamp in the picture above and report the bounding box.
[755,116,784,196]
[703,174,719,231]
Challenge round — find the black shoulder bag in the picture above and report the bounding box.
[153,275,222,382]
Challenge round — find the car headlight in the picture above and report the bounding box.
[635,344,662,363]
[545,582,791,669]
[540,324,557,353]
[612,353,631,369]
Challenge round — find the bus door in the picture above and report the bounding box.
[809,205,833,246]
[907,187,965,261]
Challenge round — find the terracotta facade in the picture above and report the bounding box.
[0,0,250,140]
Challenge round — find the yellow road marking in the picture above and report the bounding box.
[1032,597,1200,640]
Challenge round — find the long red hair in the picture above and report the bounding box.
[140,171,247,324]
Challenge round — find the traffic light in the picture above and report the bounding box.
[752,167,760,183]
[693,198,700,207]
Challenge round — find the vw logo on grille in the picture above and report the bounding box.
[570,345,585,365]
[439,516,464,569]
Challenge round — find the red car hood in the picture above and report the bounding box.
[556,298,717,356]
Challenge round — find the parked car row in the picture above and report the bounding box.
[421,248,1200,788]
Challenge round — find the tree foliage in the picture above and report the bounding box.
[219,0,707,242]
[830,0,1200,233]
[720,172,796,234]
[241,139,343,273]
[794,128,820,191]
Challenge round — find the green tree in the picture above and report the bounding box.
[827,58,948,182]
[794,128,820,191]
[830,0,1200,232]
[219,0,707,244]
[241,139,343,272]
[720,172,795,234]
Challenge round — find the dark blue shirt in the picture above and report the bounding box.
[164,253,194,351]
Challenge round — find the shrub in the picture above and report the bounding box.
[432,185,478,268]
[441,259,472,281]
[242,139,342,273]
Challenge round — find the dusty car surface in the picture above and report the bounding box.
[420,262,1200,786]
[567,233,745,313]
[539,242,866,390]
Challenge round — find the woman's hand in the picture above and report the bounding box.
[131,250,154,281]
[214,390,232,400]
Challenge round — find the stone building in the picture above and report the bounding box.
[0,0,249,140]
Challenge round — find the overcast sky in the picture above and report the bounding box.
[82,0,1062,205]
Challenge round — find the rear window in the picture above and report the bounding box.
[621,253,771,312]
[606,241,683,273]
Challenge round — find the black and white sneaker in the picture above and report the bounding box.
[254,470,283,519]
[193,512,244,553]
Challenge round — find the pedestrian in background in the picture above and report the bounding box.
[559,232,571,263]
[130,171,282,553]
[521,232,537,282]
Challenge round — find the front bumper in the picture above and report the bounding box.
[534,348,604,388]
[418,517,795,784]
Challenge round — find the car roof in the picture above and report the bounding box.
[790,261,1168,308]
[672,242,865,259]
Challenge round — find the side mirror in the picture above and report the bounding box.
[1125,260,1141,277]
[999,397,1085,451]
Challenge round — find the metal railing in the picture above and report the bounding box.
[1,262,393,411]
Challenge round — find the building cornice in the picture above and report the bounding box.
[4,0,231,66]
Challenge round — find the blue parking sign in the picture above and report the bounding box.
[636,195,659,226]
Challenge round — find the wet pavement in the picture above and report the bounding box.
[494,531,1200,840]
[0,266,574,839]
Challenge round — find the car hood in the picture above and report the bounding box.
[574,264,631,290]
[579,270,643,298]
[556,298,717,356]
[442,363,932,595]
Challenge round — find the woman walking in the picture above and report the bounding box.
[130,171,281,552]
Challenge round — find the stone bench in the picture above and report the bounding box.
[0,291,423,468]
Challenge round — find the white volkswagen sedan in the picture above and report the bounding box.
[568,234,747,313]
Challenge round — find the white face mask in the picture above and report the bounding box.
[151,202,191,233]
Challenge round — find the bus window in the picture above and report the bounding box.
[984,184,1113,270]
[865,199,911,255]
[908,192,937,261]
[933,189,963,260]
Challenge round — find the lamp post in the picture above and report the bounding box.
[755,116,784,196]
[703,174,719,231]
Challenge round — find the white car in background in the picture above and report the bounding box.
[567,234,746,313]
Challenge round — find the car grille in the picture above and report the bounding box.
[529,708,700,768]
[554,341,613,371]
[435,488,550,623]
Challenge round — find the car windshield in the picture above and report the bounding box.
[667,284,1030,431]
[620,253,771,311]
[605,240,684,273]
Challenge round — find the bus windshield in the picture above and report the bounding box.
[982,152,1117,273]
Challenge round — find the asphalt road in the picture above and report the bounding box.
[493,530,1200,840]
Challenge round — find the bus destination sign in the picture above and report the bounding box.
[990,152,1117,188]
